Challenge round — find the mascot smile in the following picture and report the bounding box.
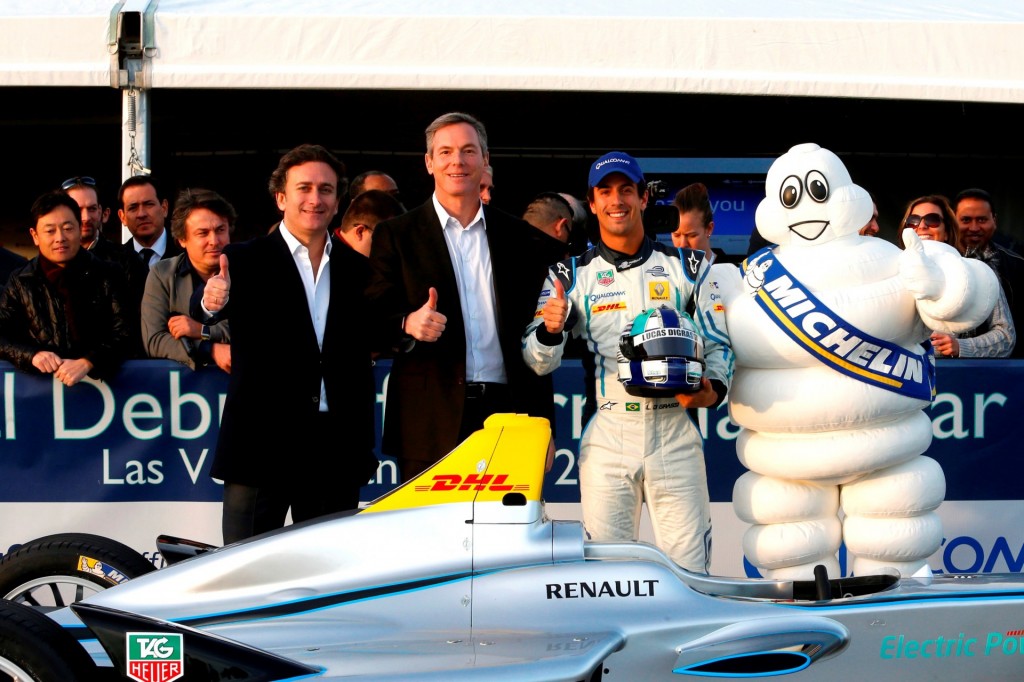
[720,143,998,578]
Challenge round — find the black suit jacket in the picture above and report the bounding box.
[120,234,184,357]
[366,201,563,467]
[197,227,376,488]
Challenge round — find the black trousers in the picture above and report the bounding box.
[400,382,511,482]
[220,412,366,545]
[221,481,361,545]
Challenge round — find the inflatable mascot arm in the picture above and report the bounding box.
[899,227,999,334]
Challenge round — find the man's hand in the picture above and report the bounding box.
[403,287,447,342]
[31,351,63,374]
[676,377,718,409]
[930,331,960,358]
[54,358,93,387]
[542,279,568,334]
[167,315,201,339]
[203,254,231,312]
[211,342,231,373]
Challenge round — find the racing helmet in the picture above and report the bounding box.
[617,305,705,397]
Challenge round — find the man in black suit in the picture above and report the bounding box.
[116,176,183,356]
[118,176,184,269]
[367,112,562,480]
[197,144,378,544]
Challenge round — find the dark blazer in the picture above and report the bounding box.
[122,234,184,302]
[197,227,376,489]
[366,201,564,468]
[118,234,184,357]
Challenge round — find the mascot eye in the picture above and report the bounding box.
[805,170,829,203]
[780,175,802,208]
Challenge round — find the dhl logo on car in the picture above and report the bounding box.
[415,473,530,492]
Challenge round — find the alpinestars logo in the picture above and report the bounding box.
[126,633,184,682]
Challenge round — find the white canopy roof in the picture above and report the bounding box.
[3,0,1024,102]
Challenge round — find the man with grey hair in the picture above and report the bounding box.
[367,112,563,479]
[480,165,494,205]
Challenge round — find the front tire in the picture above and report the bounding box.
[0,598,97,681]
[0,533,156,609]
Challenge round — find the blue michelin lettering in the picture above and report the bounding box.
[763,275,924,382]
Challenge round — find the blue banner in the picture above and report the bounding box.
[0,359,1017,504]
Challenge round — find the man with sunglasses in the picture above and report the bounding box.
[60,176,121,262]
[955,188,1024,359]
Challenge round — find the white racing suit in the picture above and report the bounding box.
[523,239,733,573]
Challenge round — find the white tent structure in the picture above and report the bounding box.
[3,0,1023,238]
[5,0,1024,99]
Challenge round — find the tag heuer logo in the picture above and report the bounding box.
[596,269,615,286]
[127,633,184,682]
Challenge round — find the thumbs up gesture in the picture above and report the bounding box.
[542,278,569,334]
[203,254,231,312]
[404,286,447,342]
[898,228,944,301]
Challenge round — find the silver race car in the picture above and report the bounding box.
[2,413,1024,681]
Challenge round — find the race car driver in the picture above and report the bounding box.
[522,151,733,573]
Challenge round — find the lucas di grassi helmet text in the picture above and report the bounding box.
[617,305,705,397]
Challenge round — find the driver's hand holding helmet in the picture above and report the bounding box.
[617,305,705,397]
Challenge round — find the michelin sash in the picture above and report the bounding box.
[743,248,935,402]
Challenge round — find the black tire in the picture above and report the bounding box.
[0,598,97,681]
[0,533,156,610]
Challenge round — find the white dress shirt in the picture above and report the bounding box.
[432,194,506,384]
[132,228,169,267]
[279,222,332,411]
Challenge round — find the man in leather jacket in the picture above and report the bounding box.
[0,191,131,385]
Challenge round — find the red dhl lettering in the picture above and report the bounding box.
[534,309,544,317]
[414,474,530,492]
[591,302,626,313]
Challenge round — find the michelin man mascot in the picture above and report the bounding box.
[722,143,998,579]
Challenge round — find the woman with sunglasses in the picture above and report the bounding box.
[899,195,1015,358]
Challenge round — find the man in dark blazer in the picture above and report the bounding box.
[196,144,378,544]
[117,176,184,357]
[367,112,563,480]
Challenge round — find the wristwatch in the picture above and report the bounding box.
[200,325,211,341]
